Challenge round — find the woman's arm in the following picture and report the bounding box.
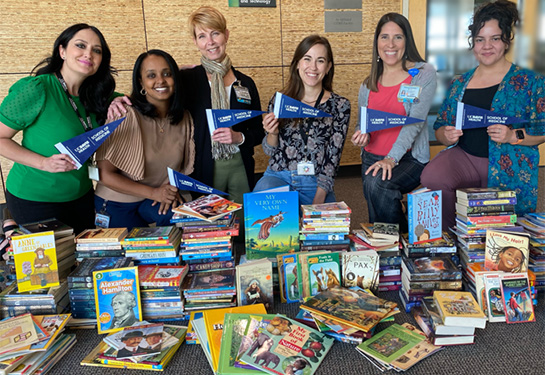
[0,122,76,172]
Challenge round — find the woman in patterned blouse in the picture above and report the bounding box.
[254,35,351,205]
[421,0,545,230]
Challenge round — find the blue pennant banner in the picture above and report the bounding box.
[273,92,332,119]
[455,102,525,130]
[206,109,266,135]
[167,167,227,196]
[54,117,125,169]
[360,107,422,133]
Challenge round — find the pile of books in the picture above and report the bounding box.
[138,265,188,321]
[399,255,462,313]
[182,268,237,311]
[352,223,402,292]
[517,212,545,292]
[0,313,75,374]
[0,281,69,319]
[300,202,352,252]
[75,228,127,261]
[81,322,187,371]
[356,322,443,371]
[121,226,181,265]
[67,257,133,320]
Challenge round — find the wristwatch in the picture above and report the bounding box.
[510,129,524,145]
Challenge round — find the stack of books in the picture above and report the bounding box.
[356,322,443,371]
[138,265,188,321]
[0,281,69,319]
[401,231,457,258]
[121,226,181,265]
[81,323,187,371]
[75,228,127,261]
[399,256,462,312]
[517,213,545,292]
[67,257,133,320]
[300,202,351,252]
[431,290,486,336]
[182,268,237,311]
[0,313,75,374]
[413,296,476,345]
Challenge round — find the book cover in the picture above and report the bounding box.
[18,218,73,238]
[93,266,142,334]
[68,257,133,283]
[75,228,128,243]
[11,231,60,292]
[500,273,535,324]
[483,273,506,323]
[484,230,529,273]
[243,187,299,256]
[300,201,351,216]
[306,252,341,297]
[408,188,442,244]
[0,313,40,355]
[296,251,328,301]
[239,314,334,375]
[236,259,273,310]
[371,222,399,242]
[175,194,242,222]
[138,265,188,288]
[185,269,236,292]
[401,256,461,281]
[420,296,476,336]
[341,250,379,292]
[300,286,397,332]
[433,291,486,329]
[282,253,301,303]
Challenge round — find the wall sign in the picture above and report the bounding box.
[229,0,276,7]
[324,11,362,32]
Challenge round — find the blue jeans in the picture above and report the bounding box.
[94,196,174,230]
[362,151,425,232]
[254,168,336,206]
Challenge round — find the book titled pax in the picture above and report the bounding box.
[341,250,380,292]
[407,188,442,244]
[432,290,486,329]
[11,231,60,292]
[93,266,142,334]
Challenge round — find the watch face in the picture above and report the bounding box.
[516,129,524,140]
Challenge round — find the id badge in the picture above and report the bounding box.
[233,82,251,104]
[297,161,315,176]
[398,83,421,103]
[88,164,99,181]
[95,213,110,228]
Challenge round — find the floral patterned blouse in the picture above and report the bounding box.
[262,92,351,193]
[434,63,545,214]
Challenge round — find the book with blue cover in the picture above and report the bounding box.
[243,186,299,259]
[408,188,442,245]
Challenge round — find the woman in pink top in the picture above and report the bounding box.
[351,13,437,232]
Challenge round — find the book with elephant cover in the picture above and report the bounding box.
[243,186,299,259]
[238,314,334,375]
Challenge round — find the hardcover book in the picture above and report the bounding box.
[401,256,461,281]
[500,273,535,324]
[341,250,380,292]
[93,266,142,334]
[18,218,74,238]
[484,230,530,273]
[11,231,60,292]
[407,188,442,244]
[456,187,516,200]
[420,297,475,336]
[243,187,299,257]
[175,194,242,222]
[236,259,274,310]
[68,257,133,283]
[432,291,486,329]
[238,314,334,375]
[371,222,400,242]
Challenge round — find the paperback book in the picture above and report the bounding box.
[175,194,242,222]
[484,230,530,273]
[408,188,442,244]
[341,250,380,292]
[236,259,274,310]
[432,291,486,329]
[500,273,535,324]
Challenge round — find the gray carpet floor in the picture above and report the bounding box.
[43,167,545,374]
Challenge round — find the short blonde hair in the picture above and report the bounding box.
[188,6,227,38]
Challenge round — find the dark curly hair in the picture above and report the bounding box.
[468,0,519,52]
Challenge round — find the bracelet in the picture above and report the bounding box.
[237,132,245,146]
[384,156,399,166]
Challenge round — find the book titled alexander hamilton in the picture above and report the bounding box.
[408,188,442,245]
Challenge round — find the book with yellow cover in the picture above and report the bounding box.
[203,303,267,372]
[433,290,487,329]
[0,313,39,356]
[11,231,59,292]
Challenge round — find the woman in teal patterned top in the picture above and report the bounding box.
[420,0,545,230]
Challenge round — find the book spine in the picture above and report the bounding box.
[456,202,515,215]
[299,233,348,241]
[76,250,126,258]
[126,251,178,259]
[188,260,235,272]
[181,251,232,260]
[458,190,516,200]
[300,244,349,251]
[68,275,93,283]
[463,197,517,206]
[407,194,415,244]
[182,229,238,239]
[134,257,179,264]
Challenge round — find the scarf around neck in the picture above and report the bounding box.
[201,55,239,160]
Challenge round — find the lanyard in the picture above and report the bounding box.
[55,72,93,132]
[299,88,325,154]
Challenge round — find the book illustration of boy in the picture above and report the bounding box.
[284,357,310,375]
[139,331,163,352]
[251,211,285,240]
[32,248,56,286]
[489,289,504,315]
[507,292,522,322]
[109,291,138,330]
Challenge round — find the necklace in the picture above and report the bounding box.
[157,120,165,133]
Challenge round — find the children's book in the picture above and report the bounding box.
[301,201,351,216]
[75,228,128,243]
[341,250,380,292]
[500,273,535,324]
[483,273,506,323]
[296,251,329,301]
[306,252,341,297]
[0,313,40,356]
[11,231,60,292]
[407,188,442,244]
[391,323,443,370]
[401,256,461,281]
[93,266,142,334]
[138,265,188,288]
[243,186,299,258]
[276,254,287,304]
[432,291,487,329]
[175,194,242,222]
[484,230,530,273]
[185,268,236,293]
[123,226,176,242]
[238,314,334,375]
[18,218,74,238]
[282,253,301,303]
[371,222,400,242]
[456,187,516,200]
[236,259,273,310]
[420,297,476,336]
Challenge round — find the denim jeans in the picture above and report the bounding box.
[362,151,425,232]
[254,168,336,206]
[94,196,174,230]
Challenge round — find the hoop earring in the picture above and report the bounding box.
[140,88,147,96]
